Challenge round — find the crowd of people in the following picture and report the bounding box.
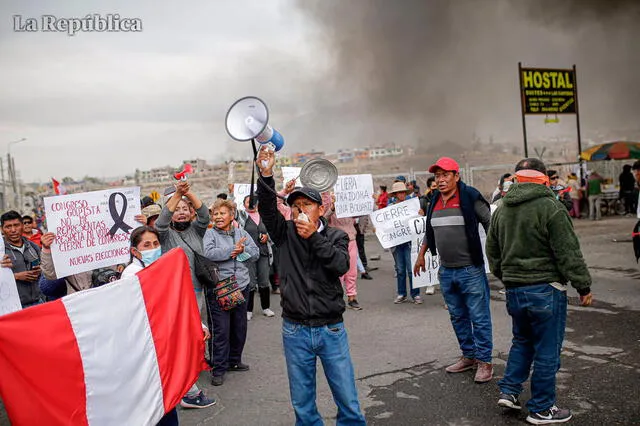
[9,151,640,425]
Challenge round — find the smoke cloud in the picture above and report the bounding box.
[294,0,640,147]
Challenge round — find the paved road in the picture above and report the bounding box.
[2,216,639,425]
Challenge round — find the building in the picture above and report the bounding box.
[337,150,355,163]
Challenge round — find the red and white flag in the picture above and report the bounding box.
[52,177,67,195]
[0,249,205,426]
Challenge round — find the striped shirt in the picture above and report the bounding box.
[428,192,491,267]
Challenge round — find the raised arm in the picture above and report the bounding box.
[256,147,288,246]
[308,230,350,277]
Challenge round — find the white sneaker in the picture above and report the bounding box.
[262,308,275,317]
[425,286,435,295]
[247,312,253,321]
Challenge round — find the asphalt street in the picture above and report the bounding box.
[2,216,639,425]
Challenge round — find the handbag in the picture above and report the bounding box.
[211,230,245,310]
[178,235,220,289]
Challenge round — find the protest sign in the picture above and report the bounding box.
[281,167,302,187]
[0,239,22,316]
[409,216,440,288]
[334,174,374,218]
[233,184,257,211]
[409,216,491,289]
[370,198,420,249]
[44,187,141,278]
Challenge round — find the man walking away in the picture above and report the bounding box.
[486,158,593,425]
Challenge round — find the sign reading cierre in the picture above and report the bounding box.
[520,68,576,114]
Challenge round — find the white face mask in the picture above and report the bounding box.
[502,181,513,192]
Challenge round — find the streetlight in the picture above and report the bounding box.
[6,138,26,211]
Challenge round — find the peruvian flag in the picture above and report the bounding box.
[52,177,67,195]
[0,249,205,425]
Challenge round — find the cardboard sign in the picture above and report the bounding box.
[334,174,374,219]
[409,216,440,288]
[44,187,141,278]
[409,216,491,288]
[281,167,302,187]
[370,198,420,249]
[0,239,22,316]
[233,184,257,211]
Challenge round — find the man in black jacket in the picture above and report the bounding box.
[256,147,366,426]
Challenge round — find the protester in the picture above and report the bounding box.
[22,215,42,247]
[142,203,162,228]
[2,211,43,308]
[376,185,389,209]
[204,198,259,386]
[413,157,493,383]
[491,174,514,204]
[355,215,374,279]
[547,170,572,211]
[490,174,514,213]
[566,173,582,218]
[121,226,216,414]
[155,180,210,308]
[419,176,438,215]
[237,195,275,320]
[586,171,604,221]
[486,158,593,425]
[323,192,363,310]
[389,181,422,304]
[619,164,636,216]
[256,147,366,426]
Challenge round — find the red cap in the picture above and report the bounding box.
[428,157,459,173]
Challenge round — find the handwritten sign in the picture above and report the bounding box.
[44,187,141,278]
[334,174,374,219]
[0,239,22,316]
[409,216,491,288]
[281,167,302,187]
[409,217,440,288]
[370,198,420,248]
[233,184,257,211]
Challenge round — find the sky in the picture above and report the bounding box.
[0,0,332,182]
[1,0,639,182]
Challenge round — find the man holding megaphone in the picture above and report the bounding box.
[255,147,366,426]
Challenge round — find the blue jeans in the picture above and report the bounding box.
[282,320,366,426]
[499,284,567,413]
[438,264,493,362]
[392,242,419,299]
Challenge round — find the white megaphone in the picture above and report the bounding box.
[225,96,285,152]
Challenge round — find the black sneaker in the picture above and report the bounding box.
[497,393,522,410]
[211,375,224,386]
[348,299,363,310]
[180,391,217,409]
[526,406,572,424]
[228,362,250,372]
[360,272,373,280]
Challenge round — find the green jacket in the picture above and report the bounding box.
[486,182,591,295]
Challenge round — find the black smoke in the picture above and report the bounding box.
[294,0,640,147]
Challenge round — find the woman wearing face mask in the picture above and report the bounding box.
[121,226,216,423]
[203,199,259,387]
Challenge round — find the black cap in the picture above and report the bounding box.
[287,187,322,206]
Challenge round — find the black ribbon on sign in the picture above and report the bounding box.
[108,192,133,236]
